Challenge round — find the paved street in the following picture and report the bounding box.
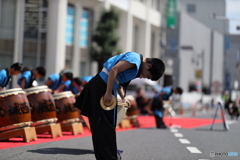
[0,110,239,160]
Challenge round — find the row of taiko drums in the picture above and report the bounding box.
[0,85,80,133]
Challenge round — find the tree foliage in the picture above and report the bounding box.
[91,7,121,70]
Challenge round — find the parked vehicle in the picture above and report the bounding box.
[126,78,162,99]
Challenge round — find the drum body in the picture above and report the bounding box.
[53,91,79,124]
[25,85,57,126]
[0,88,31,132]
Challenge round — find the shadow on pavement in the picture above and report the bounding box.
[28,147,94,155]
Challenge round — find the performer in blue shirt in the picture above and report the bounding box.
[45,73,62,91]
[18,66,46,89]
[54,72,73,93]
[151,86,183,129]
[69,77,83,95]
[74,52,165,160]
[0,62,23,90]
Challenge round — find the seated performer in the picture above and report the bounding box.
[45,71,73,93]
[0,62,23,90]
[54,72,73,93]
[18,66,46,89]
[69,77,83,95]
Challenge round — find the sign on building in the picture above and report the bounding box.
[166,0,177,29]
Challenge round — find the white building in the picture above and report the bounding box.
[0,0,163,87]
[164,0,226,94]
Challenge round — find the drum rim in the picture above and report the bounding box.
[25,85,51,95]
[0,88,25,97]
[0,88,24,93]
[53,91,75,99]
[24,85,49,92]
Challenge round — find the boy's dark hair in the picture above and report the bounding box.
[73,77,82,86]
[36,66,46,77]
[176,87,183,95]
[146,58,165,81]
[63,72,73,80]
[11,62,23,72]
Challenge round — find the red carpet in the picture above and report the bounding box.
[0,116,222,150]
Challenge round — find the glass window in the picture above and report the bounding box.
[24,0,47,39]
[151,31,155,57]
[0,0,16,38]
[144,84,153,92]
[133,25,139,52]
[80,9,90,48]
[187,4,196,13]
[65,5,75,45]
[127,84,137,91]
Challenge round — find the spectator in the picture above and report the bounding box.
[229,101,239,120]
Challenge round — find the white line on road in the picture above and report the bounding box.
[226,120,237,125]
[174,133,183,137]
[170,128,178,133]
[199,159,210,160]
[187,147,202,154]
[179,138,190,144]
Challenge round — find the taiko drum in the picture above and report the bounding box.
[25,85,57,126]
[0,88,31,132]
[53,91,80,124]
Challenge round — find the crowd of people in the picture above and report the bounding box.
[0,62,84,96]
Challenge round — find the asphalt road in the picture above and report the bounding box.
[0,111,239,160]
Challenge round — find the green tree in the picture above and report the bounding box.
[91,8,121,72]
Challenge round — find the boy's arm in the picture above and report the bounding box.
[104,60,135,103]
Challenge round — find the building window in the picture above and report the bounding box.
[80,9,90,48]
[151,31,155,56]
[133,25,139,53]
[65,5,75,45]
[187,4,196,13]
[24,0,47,39]
[0,0,16,38]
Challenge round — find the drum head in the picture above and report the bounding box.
[53,91,75,100]
[0,88,25,97]
[25,85,50,95]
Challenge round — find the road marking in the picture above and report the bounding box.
[187,147,202,154]
[174,133,183,137]
[170,128,178,133]
[179,138,190,144]
[199,159,209,160]
[226,120,237,125]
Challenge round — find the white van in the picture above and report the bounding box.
[125,78,162,99]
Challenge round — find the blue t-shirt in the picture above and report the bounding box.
[99,52,142,95]
[155,86,173,100]
[70,85,79,94]
[61,80,72,91]
[17,71,33,89]
[0,69,10,87]
[47,73,61,90]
